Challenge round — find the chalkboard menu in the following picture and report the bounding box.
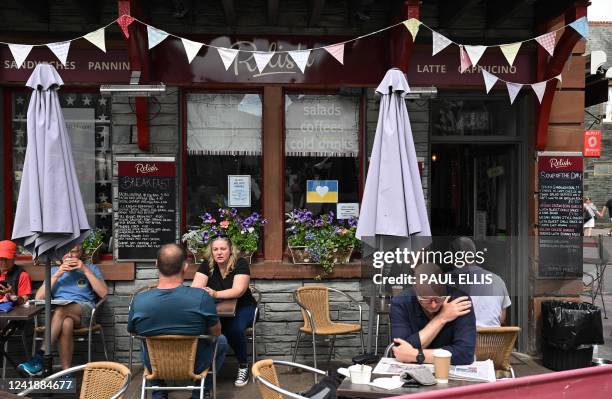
[116,157,176,261]
[537,153,583,278]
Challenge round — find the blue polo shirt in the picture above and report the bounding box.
[50,264,104,306]
[390,288,476,365]
[127,285,218,336]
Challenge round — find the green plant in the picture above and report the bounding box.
[285,209,359,277]
[182,208,267,258]
[81,229,104,253]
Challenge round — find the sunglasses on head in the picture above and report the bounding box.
[416,296,448,305]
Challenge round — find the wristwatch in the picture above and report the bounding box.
[416,349,425,364]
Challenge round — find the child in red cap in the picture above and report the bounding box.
[0,240,32,304]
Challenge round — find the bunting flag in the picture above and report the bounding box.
[500,42,521,66]
[403,18,421,41]
[569,16,588,38]
[459,46,472,73]
[465,45,487,66]
[324,43,344,64]
[432,31,452,56]
[535,32,556,56]
[181,38,203,63]
[289,50,311,74]
[47,41,71,66]
[83,28,106,52]
[8,44,33,68]
[506,82,523,104]
[117,14,135,38]
[482,70,498,93]
[217,48,239,70]
[531,81,547,103]
[556,74,562,83]
[253,52,274,73]
[147,26,169,49]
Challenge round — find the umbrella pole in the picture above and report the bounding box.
[365,236,383,354]
[43,257,53,376]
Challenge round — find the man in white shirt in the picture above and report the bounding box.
[449,237,511,327]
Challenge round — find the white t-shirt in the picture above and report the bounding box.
[452,266,511,327]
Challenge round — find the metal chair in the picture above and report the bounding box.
[252,359,327,399]
[2,327,29,379]
[18,361,131,398]
[139,334,219,399]
[374,297,392,355]
[476,326,520,378]
[32,296,109,363]
[292,286,364,376]
[245,285,261,364]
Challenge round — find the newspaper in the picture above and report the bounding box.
[28,299,74,306]
[373,357,496,383]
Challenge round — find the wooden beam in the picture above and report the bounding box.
[18,0,50,23]
[389,0,419,71]
[487,0,530,28]
[535,2,588,150]
[438,0,480,28]
[72,0,103,24]
[221,0,237,26]
[309,0,326,27]
[267,0,279,25]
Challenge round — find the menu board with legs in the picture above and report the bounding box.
[537,153,583,278]
[116,157,176,261]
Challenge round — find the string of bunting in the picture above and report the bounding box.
[1,14,588,103]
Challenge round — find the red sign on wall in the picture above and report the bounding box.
[584,130,601,157]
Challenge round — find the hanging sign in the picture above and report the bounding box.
[584,130,601,157]
[228,175,251,207]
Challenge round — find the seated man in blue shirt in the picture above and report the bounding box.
[19,244,108,376]
[128,243,227,399]
[391,262,476,365]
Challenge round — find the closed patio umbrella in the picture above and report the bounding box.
[12,64,90,375]
[356,68,431,353]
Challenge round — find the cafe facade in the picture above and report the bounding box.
[0,0,588,363]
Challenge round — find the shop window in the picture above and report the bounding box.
[10,92,113,254]
[284,94,360,218]
[594,162,612,176]
[431,98,516,136]
[185,93,263,227]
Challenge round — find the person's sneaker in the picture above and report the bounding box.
[17,354,43,377]
[234,366,249,387]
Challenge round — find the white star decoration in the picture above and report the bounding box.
[82,96,92,106]
[98,97,107,106]
[100,226,108,234]
[99,213,108,220]
[66,96,76,106]
[98,193,108,202]
[97,114,108,121]
[15,113,25,120]
[16,97,24,105]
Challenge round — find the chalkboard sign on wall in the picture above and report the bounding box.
[116,157,176,261]
[537,152,583,279]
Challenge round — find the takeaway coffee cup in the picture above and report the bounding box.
[432,349,452,383]
[348,364,372,384]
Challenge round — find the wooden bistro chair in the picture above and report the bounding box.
[476,326,521,378]
[140,335,220,399]
[18,361,131,399]
[292,286,364,380]
[33,296,109,363]
[252,359,327,399]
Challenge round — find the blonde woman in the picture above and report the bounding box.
[192,235,256,387]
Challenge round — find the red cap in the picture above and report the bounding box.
[0,240,17,259]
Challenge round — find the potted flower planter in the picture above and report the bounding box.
[289,245,354,265]
[238,250,255,264]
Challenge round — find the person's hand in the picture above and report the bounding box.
[392,338,418,363]
[203,287,217,299]
[55,262,74,277]
[436,296,472,323]
[71,258,85,271]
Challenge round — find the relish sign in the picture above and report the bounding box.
[116,157,176,261]
[537,152,583,278]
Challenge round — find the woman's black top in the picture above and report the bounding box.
[197,257,256,309]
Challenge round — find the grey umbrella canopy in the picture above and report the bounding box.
[12,63,90,374]
[356,68,431,353]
